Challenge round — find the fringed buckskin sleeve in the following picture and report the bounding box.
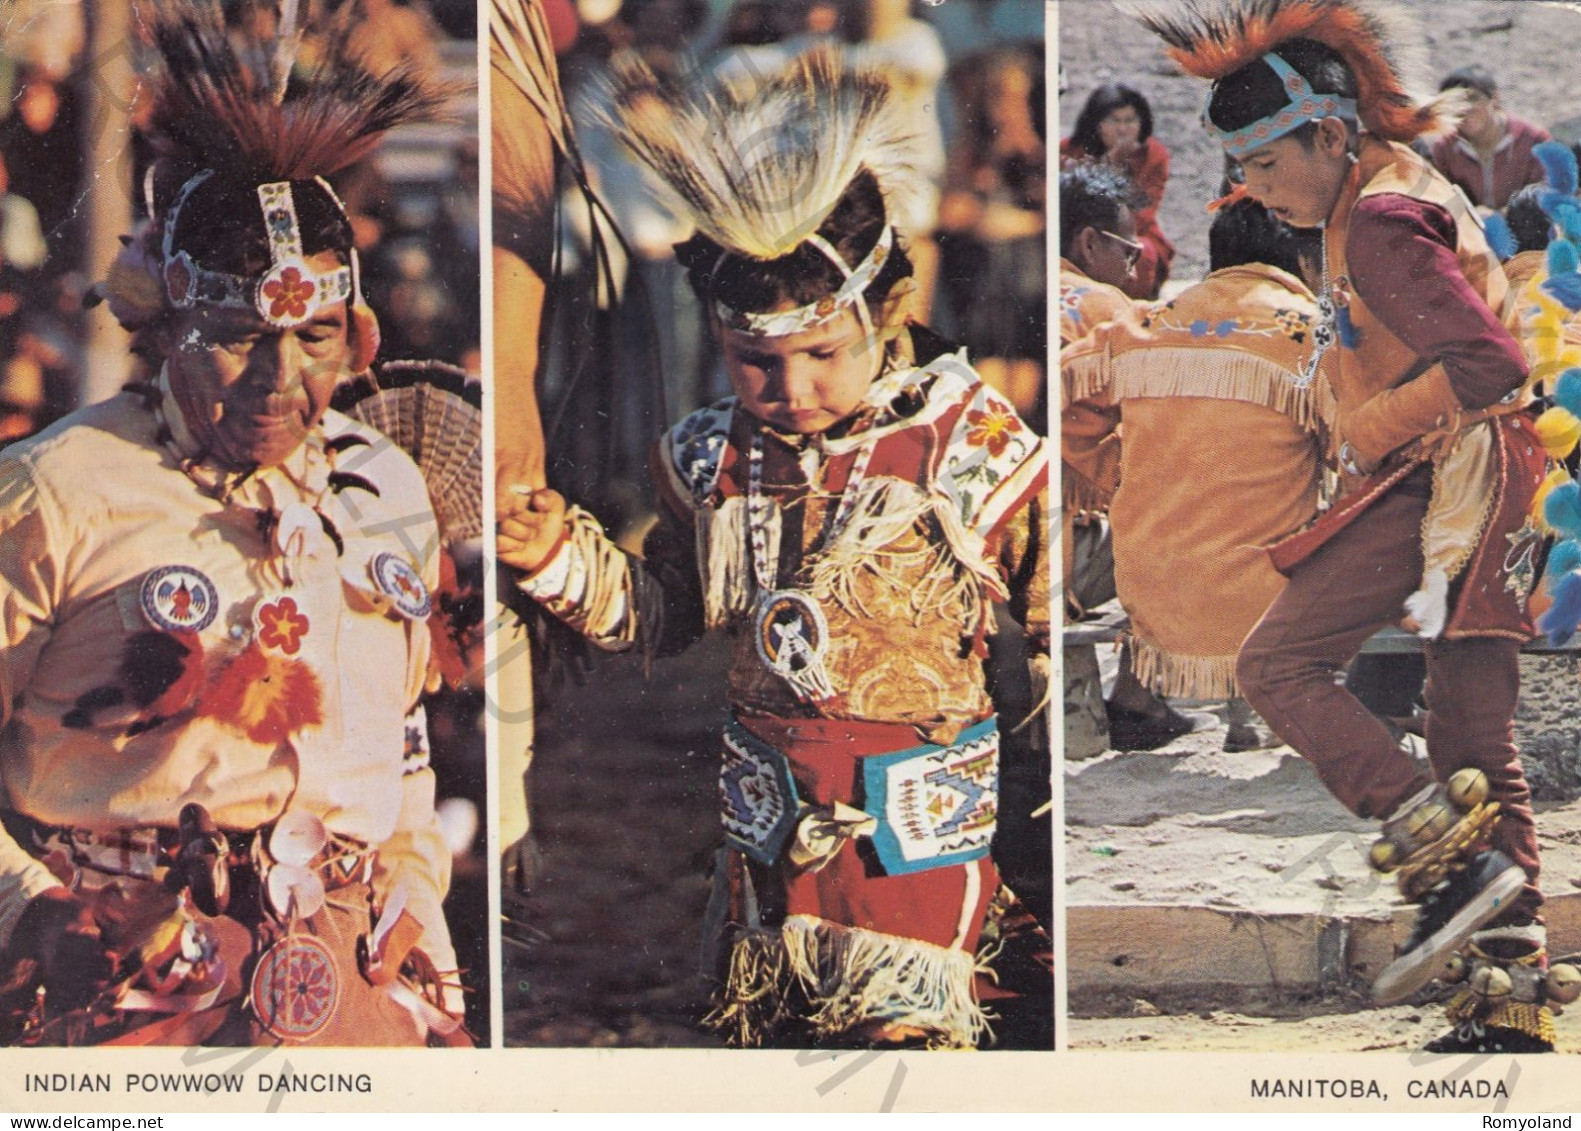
[511,465,708,662]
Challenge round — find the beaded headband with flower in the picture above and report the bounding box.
[108,1,444,333]
[601,45,917,339]
[160,172,355,329]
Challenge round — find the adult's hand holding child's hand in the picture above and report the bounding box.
[497,487,568,575]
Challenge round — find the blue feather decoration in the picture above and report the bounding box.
[1336,305,1358,349]
[1537,140,1579,196]
[1537,568,1581,647]
[1547,237,1580,277]
[1558,202,1581,245]
[1484,213,1518,261]
[1542,272,1581,313]
[1546,481,1581,538]
[1540,188,1570,222]
[1548,539,1581,580]
[1557,369,1581,417]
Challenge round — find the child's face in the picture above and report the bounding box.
[1236,122,1352,229]
[720,307,879,435]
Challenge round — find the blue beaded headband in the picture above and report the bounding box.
[1206,53,1357,158]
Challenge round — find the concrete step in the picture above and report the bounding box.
[1066,741,1581,1009]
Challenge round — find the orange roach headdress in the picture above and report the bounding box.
[1122,0,1460,151]
[101,1,444,336]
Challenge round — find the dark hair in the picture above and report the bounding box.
[674,168,912,318]
[1069,83,1154,156]
[1059,162,1134,254]
[1441,64,1496,99]
[1208,198,1303,276]
[1504,184,1551,255]
[1207,38,1357,141]
[168,175,353,277]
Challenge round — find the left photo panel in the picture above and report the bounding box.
[0,0,486,1047]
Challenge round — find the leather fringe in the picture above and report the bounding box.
[1127,631,1240,700]
[704,915,988,1049]
[1110,348,1322,432]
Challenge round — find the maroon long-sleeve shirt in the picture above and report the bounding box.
[1346,193,1527,408]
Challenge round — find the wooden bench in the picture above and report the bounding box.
[1063,609,1581,759]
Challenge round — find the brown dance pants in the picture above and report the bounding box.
[1236,475,1542,924]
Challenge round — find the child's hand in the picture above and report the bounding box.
[497,486,567,574]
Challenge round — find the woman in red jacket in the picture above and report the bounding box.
[1061,83,1175,299]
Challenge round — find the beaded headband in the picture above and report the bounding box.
[162,171,356,329]
[1206,53,1357,158]
[714,225,893,339]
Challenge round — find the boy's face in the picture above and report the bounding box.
[719,307,880,435]
[1236,120,1352,229]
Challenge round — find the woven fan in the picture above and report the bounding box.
[343,362,482,545]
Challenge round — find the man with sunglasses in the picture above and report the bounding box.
[1058,163,1213,747]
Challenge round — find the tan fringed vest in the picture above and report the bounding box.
[1321,137,1508,423]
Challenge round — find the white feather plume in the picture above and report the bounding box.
[600,45,918,261]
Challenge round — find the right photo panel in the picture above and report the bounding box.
[1061,0,1581,1054]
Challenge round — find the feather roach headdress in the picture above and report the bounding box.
[102,0,444,334]
[143,1,442,191]
[1122,0,1460,152]
[602,44,918,337]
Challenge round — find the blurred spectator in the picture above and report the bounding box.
[938,45,1045,421]
[835,0,947,313]
[916,0,1041,56]
[558,0,717,517]
[349,0,446,82]
[9,0,85,84]
[1061,83,1174,300]
[621,0,709,74]
[708,1,797,84]
[0,154,45,273]
[1428,65,1550,212]
[719,0,787,48]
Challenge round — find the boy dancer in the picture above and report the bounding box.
[499,48,1050,1048]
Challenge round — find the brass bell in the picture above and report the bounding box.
[1545,963,1581,1005]
[1471,964,1513,999]
[1446,768,1489,811]
[1369,838,1399,873]
[1441,954,1468,984]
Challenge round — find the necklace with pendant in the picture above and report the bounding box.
[1297,225,1334,391]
